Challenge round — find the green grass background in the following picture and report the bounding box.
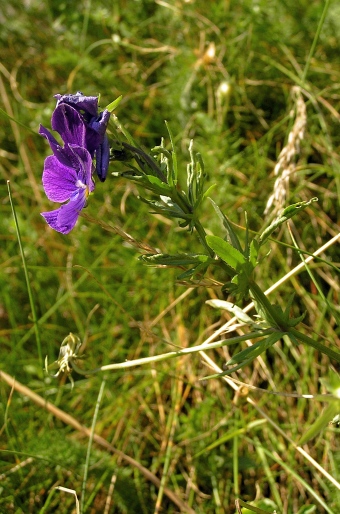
[0,0,339,512]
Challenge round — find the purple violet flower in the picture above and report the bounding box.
[40,145,95,234]
[39,103,95,234]
[55,92,111,182]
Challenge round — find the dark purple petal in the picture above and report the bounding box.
[95,134,110,182]
[85,128,102,157]
[54,92,99,118]
[39,125,71,167]
[39,124,60,151]
[42,155,78,202]
[89,110,110,137]
[51,104,87,148]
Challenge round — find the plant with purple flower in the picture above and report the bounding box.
[40,89,340,419]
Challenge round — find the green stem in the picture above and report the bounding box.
[7,181,43,368]
[80,378,106,514]
[70,329,274,375]
[302,0,331,84]
[192,217,215,258]
[248,280,284,329]
[170,186,215,259]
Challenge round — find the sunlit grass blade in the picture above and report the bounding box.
[194,420,266,457]
[0,107,36,133]
[7,180,42,368]
[80,378,106,514]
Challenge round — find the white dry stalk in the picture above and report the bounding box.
[264,86,307,216]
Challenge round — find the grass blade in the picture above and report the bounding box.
[7,180,42,368]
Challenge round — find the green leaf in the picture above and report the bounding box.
[206,235,246,270]
[319,369,340,396]
[236,497,278,513]
[296,506,317,514]
[176,261,212,280]
[226,331,283,366]
[298,401,340,445]
[209,198,243,252]
[144,175,171,194]
[105,95,123,112]
[290,327,340,363]
[164,120,178,185]
[194,419,265,457]
[249,239,259,267]
[229,262,255,299]
[202,183,216,200]
[122,173,170,195]
[204,331,282,379]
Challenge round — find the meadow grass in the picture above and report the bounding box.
[0,0,340,512]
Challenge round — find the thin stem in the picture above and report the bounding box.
[80,379,106,514]
[233,431,239,497]
[70,329,274,375]
[7,181,43,368]
[192,217,215,258]
[302,0,331,83]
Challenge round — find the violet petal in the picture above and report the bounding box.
[56,189,87,234]
[41,208,62,232]
[42,155,78,202]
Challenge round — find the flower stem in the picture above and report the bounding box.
[248,279,284,329]
[193,217,215,258]
[70,329,274,375]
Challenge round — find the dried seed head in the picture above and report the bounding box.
[264,86,307,216]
